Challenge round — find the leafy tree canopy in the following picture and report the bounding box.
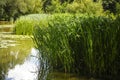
[0,0,43,21]
[0,0,120,21]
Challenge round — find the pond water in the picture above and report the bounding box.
[0,34,93,80]
[0,34,39,80]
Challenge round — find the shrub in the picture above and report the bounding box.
[66,0,103,14]
[44,0,104,15]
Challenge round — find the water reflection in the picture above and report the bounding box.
[6,48,39,80]
[0,35,95,80]
[0,35,34,80]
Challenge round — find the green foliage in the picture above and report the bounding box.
[0,0,43,21]
[43,0,104,15]
[102,0,120,14]
[14,14,49,35]
[46,0,66,13]
[33,14,120,79]
[116,2,120,14]
[1,0,120,21]
[41,0,73,12]
[34,14,75,72]
[66,0,103,14]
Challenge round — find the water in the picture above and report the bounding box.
[0,34,39,80]
[6,48,39,80]
[0,34,84,80]
[0,26,90,80]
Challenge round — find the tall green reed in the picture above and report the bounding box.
[33,14,74,72]
[14,14,49,35]
[33,14,120,79]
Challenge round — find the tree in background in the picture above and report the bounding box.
[0,0,43,21]
[66,0,103,14]
[102,0,120,14]
[0,0,7,20]
[43,0,120,14]
[43,0,103,14]
[0,0,120,21]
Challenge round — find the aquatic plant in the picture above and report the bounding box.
[33,14,120,79]
[14,14,49,35]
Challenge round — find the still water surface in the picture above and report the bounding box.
[0,34,88,80]
[0,35,39,80]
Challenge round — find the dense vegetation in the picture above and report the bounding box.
[33,14,120,80]
[13,0,104,35]
[2,0,120,80]
[14,14,49,35]
[0,0,120,21]
[0,0,43,21]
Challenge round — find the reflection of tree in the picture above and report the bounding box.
[0,68,5,80]
[0,39,33,78]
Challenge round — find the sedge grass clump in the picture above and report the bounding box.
[33,14,120,79]
[33,14,75,72]
[69,15,120,79]
[14,14,49,35]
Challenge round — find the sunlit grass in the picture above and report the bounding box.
[14,14,49,35]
